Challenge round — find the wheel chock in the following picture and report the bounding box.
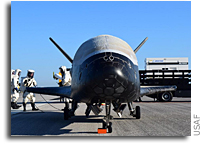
[98,128,107,134]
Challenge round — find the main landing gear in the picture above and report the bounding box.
[64,100,78,120]
[128,102,141,119]
[63,99,141,134]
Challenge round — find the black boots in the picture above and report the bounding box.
[23,102,26,111]
[22,102,39,111]
[11,102,21,109]
[31,103,39,111]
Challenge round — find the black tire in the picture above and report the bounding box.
[160,92,173,102]
[107,122,112,133]
[102,121,107,129]
[136,106,141,119]
[64,107,70,120]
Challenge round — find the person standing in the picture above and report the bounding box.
[53,66,72,102]
[11,69,21,109]
[22,70,38,111]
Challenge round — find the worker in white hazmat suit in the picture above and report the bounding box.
[22,70,38,111]
[53,66,71,87]
[11,69,21,109]
[53,66,72,102]
[11,69,15,98]
[11,69,15,82]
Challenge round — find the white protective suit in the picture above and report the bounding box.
[22,70,38,111]
[11,69,15,82]
[54,66,71,86]
[53,66,72,103]
[11,69,15,98]
[11,69,21,109]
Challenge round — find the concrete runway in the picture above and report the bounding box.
[11,94,191,136]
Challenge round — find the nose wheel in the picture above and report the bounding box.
[101,121,112,133]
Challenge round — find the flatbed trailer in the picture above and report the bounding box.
[139,70,191,101]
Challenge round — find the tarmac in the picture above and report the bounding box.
[11,94,191,136]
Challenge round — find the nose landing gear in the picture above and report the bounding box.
[98,101,113,133]
[98,101,141,134]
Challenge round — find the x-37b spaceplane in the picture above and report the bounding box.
[27,35,176,133]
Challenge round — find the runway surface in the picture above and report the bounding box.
[11,94,191,136]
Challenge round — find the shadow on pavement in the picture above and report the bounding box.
[11,111,103,136]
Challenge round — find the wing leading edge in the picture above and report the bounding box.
[26,85,176,100]
[140,85,177,97]
[26,86,71,98]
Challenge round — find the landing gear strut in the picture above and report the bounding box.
[64,99,70,120]
[64,100,78,120]
[128,102,141,119]
[98,101,113,133]
[85,104,92,117]
[112,101,126,117]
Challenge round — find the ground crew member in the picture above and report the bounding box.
[53,66,71,86]
[11,69,15,99]
[53,66,72,102]
[22,70,38,111]
[11,69,15,82]
[11,69,21,109]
